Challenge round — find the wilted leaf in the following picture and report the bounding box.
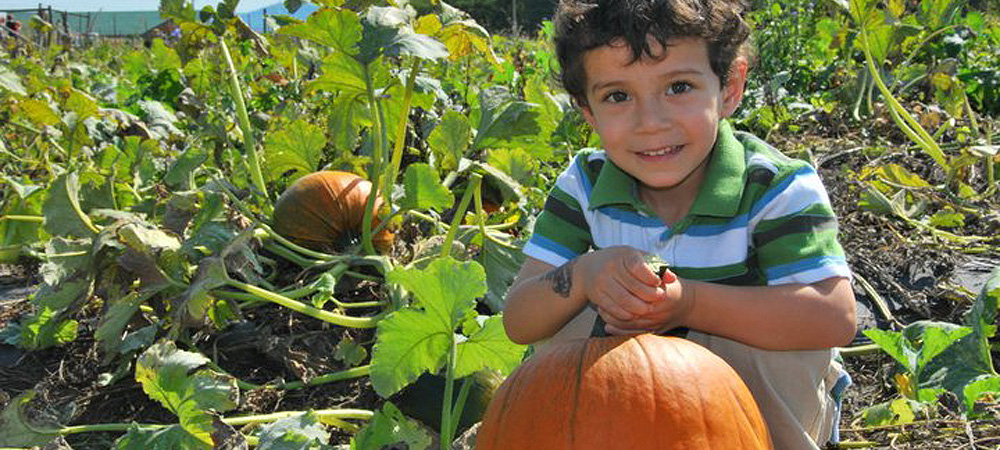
[0,391,61,447]
[114,423,209,450]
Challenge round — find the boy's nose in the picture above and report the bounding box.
[633,97,672,132]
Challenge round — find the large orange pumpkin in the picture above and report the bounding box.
[476,334,772,449]
[272,171,394,253]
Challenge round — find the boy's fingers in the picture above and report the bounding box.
[623,253,661,286]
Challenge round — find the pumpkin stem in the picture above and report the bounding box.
[440,173,482,258]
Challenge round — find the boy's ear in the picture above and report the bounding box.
[580,102,597,127]
[720,57,749,118]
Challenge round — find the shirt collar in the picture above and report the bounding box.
[588,120,746,217]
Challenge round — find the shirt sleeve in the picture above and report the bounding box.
[750,163,853,285]
[522,156,594,267]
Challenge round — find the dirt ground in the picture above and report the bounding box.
[1,125,999,449]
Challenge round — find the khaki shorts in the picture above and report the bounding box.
[534,307,849,450]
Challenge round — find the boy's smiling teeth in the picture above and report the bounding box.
[640,145,683,156]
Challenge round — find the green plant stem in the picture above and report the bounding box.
[361,63,387,256]
[382,59,422,213]
[440,337,458,450]
[448,377,473,441]
[440,173,482,258]
[225,279,379,328]
[242,365,371,391]
[0,214,45,223]
[31,408,373,437]
[263,242,323,268]
[839,343,882,358]
[220,39,270,211]
[860,27,949,172]
[473,178,489,243]
[255,224,341,261]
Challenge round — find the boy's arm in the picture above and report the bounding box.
[603,276,856,350]
[502,248,665,345]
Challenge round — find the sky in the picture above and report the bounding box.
[0,0,280,12]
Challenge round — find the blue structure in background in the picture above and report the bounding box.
[239,1,318,33]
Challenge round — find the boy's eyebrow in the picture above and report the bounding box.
[588,68,707,94]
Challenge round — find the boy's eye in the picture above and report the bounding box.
[667,82,693,95]
[603,91,630,103]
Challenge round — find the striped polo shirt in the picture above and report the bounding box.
[523,120,852,286]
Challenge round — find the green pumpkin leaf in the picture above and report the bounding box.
[358,7,448,64]
[0,65,27,96]
[864,328,915,372]
[370,257,485,397]
[95,289,161,356]
[43,173,97,238]
[455,316,525,378]
[164,147,209,191]
[351,403,432,450]
[279,8,362,55]
[114,423,210,450]
[428,110,470,171]
[476,231,525,314]
[963,375,1000,413]
[0,391,61,447]
[472,91,542,151]
[19,306,79,350]
[310,51,367,95]
[862,397,917,427]
[19,99,61,127]
[928,208,965,229]
[487,148,536,186]
[159,0,198,23]
[264,119,327,182]
[257,411,331,450]
[399,163,453,212]
[135,341,238,445]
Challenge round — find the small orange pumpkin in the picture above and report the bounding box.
[272,171,394,253]
[476,334,772,449]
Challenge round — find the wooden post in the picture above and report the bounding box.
[263,8,267,33]
[61,10,68,47]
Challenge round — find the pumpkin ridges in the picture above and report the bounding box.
[476,334,773,450]
[271,171,393,253]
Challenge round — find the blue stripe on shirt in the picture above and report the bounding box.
[765,255,848,280]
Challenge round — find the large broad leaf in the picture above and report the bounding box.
[164,147,209,191]
[279,8,362,54]
[399,163,453,212]
[114,424,210,450]
[0,391,61,447]
[19,99,61,127]
[477,231,525,314]
[486,148,535,187]
[256,411,331,450]
[0,65,27,96]
[18,305,79,351]
[427,110,470,171]
[135,341,239,445]
[454,316,525,378]
[43,173,98,238]
[471,88,542,151]
[263,119,327,182]
[95,289,161,356]
[310,51,367,95]
[327,94,370,155]
[351,403,431,450]
[159,0,197,23]
[370,257,485,397]
[357,7,448,65]
[415,14,498,64]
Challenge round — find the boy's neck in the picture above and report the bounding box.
[636,154,711,226]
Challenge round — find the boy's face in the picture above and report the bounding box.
[580,37,747,198]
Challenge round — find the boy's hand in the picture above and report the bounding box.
[577,246,665,323]
[601,268,696,336]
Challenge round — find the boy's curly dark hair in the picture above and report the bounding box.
[553,0,752,105]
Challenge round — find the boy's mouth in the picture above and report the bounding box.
[639,145,683,157]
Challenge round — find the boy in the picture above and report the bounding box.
[502,0,857,448]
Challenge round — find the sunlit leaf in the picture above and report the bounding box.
[370,257,485,397]
[0,65,27,96]
[427,110,470,171]
[454,316,525,378]
[264,119,327,182]
[136,340,239,445]
[351,403,431,450]
[279,8,362,54]
[19,99,61,127]
[399,163,453,212]
[257,411,330,450]
[310,51,367,95]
